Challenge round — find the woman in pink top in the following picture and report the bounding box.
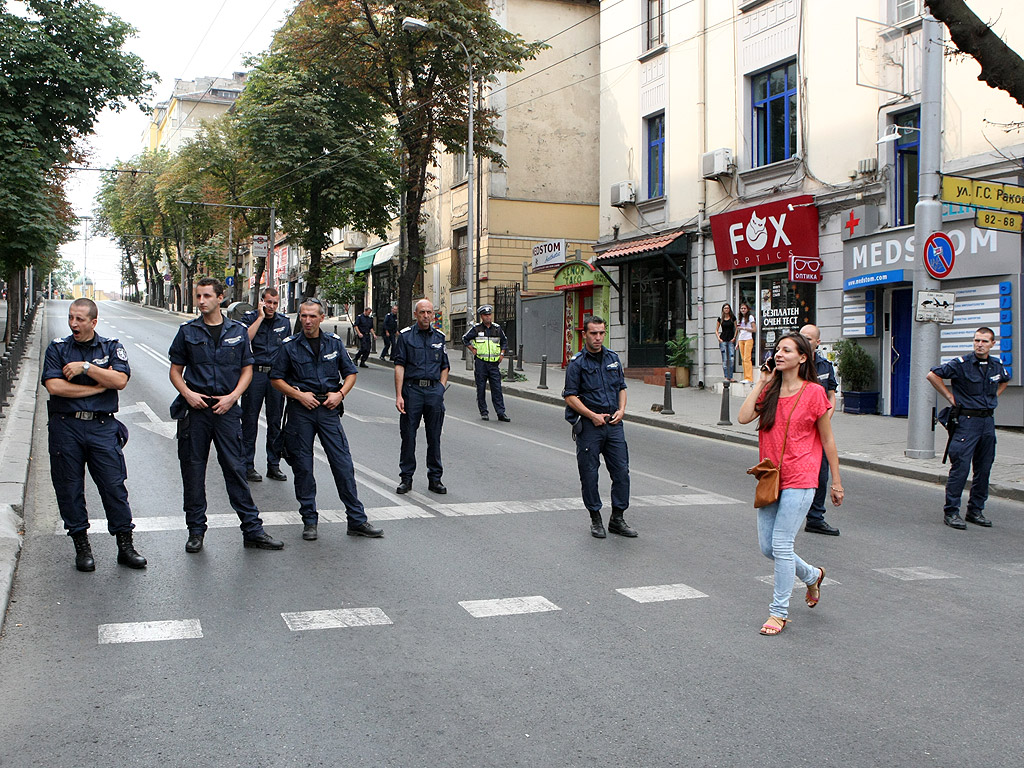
[738,333,843,636]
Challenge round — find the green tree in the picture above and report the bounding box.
[49,257,81,297]
[319,265,368,317]
[273,0,544,325]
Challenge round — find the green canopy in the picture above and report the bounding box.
[354,245,381,273]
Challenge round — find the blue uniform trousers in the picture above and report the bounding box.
[241,369,284,471]
[399,382,444,483]
[381,331,394,359]
[48,415,133,535]
[282,403,367,526]
[575,419,630,514]
[474,358,506,417]
[355,334,372,366]
[806,449,829,523]
[176,406,265,537]
[944,414,997,516]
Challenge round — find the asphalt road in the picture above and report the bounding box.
[1,300,1022,767]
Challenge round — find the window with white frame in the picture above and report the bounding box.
[453,151,468,183]
[646,113,665,199]
[894,110,920,227]
[891,0,920,24]
[644,0,664,51]
[751,60,797,168]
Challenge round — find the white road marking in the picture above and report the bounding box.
[873,566,960,581]
[346,413,397,424]
[120,400,178,439]
[434,492,737,517]
[459,596,561,618]
[991,563,1024,575]
[281,607,392,631]
[98,619,203,644]
[135,342,171,368]
[616,583,709,603]
[756,575,840,589]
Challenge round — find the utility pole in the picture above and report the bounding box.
[906,14,943,459]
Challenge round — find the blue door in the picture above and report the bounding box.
[890,288,913,417]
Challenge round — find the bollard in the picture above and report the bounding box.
[346,327,353,347]
[717,381,732,425]
[661,372,675,415]
[538,354,549,389]
[516,344,524,371]
[506,351,514,380]
[334,324,338,336]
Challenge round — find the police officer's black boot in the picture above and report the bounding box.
[115,531,147,569]
[608,509,638,538]
[71,531,95,572]
[590,511,606,539]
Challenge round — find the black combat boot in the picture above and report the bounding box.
[71,531,95,572]
[590,511,607,539]
[115,531,147,569]
[608,509,638,538]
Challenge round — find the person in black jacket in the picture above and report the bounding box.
[381,304,398,360]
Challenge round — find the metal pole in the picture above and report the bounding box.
[267,206,276,289]
[465,51,475,362]
[538,354,549,390]
[662,372,675,415]
[718,381,732,425]
[906,15,943,459]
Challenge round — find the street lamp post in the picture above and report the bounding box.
[402,16,475,347]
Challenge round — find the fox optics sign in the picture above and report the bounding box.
[710,195,819,271]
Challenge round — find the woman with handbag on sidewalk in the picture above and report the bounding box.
[738,333,843,636]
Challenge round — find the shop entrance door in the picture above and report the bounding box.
[628,261,682,367]
[890,288,913,417]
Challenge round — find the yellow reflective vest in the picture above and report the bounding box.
[463,322,507,363]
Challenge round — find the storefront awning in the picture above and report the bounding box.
[592,231,688,266]
[354,245,381,273]
[372,242,399,267]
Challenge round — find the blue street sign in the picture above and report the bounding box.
[225,276,235,287]
[923,232,955,279]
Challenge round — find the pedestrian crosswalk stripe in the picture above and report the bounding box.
[991,563,1024,575]
[435,492,737,517]
[757,574,840,590]
[873,566,960,581]
[98,619,202,644]
[616,584,708,603]
[281,608,393,631]
[459,596,561,618]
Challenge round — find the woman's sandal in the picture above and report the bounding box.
[759,615,787,636]
[805,566,826,608]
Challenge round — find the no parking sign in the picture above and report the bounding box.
[923,232,955,279]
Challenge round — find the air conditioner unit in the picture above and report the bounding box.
[610,181,635,208]
[700,148,733,179]
[858,157,878,175]
[343,230,367,252]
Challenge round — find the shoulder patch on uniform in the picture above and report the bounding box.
[570,351,582,361]
[399,326,413,334]
[180,320,190,326]
[282,336,295,343]
[955,356,964,363]
[116,347,128,361]
[53,337,65,344]
[328,332,340,340]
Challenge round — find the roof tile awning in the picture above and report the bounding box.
[593,231,687,265]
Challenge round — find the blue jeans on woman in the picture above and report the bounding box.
[757,487,821,619]
[719,340,735,380]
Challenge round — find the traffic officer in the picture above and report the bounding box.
[42,298,146,572]
[168,277,284,553]
[926,326,1009,529]
[800,324,840,536]
[353,305,375,368]
[562,314,636,539]
[462,304,510,422]
[393,298,449,494]
[241,287,291,483]
[381,304,398,360]
[271,298,383,540]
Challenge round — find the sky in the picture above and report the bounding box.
[57,0,296,294]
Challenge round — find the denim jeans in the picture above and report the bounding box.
[719,340,735,380]
[757,487,820,619]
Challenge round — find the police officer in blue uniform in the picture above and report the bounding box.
[43,298,146,572]
[241,287,290,483]
[800,324,840,536]
[562,314,637,539]
[168,277,284,553]
[353,306,375,368]
[381,304,398,360]
[271,298,383,541]
[462,304,511,422]
[393,298,449,494]
[927,326,1009,530]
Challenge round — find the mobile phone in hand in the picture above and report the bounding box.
[761,357,776,372]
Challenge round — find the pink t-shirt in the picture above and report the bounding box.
[757,382,832,490]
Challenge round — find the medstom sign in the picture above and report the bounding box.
[842,221,1021,290]
[710,195,820,271]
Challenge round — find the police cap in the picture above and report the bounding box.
[478,305,494,316]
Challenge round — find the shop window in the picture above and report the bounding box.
[752,61,798,167]
[757,272,816,363]
[644,0,664,52]
[452,228,468,289]
[646,113,665,199]
[895,110,919,227]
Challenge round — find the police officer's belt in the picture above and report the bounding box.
[411,379,437,387]
[960,408,994,417]
[70,411,112,421]
[254,365,272,373]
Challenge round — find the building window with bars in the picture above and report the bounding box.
[752,60,798,167]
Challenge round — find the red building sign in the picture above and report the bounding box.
[710,195,819,271]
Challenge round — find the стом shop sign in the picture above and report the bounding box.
[710,195,819,271]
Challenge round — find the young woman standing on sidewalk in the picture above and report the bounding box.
[715,304,737,381]
[736,303,755,381]
[738,333,843,636]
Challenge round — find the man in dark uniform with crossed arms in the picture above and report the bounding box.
[926,326,1009,529]
[271,298,383,541]
[43,298,146,572]
[169,277,284,553]
[393,298,449,495]
[241,287,290,483]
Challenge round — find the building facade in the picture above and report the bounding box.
[143,73,248,153]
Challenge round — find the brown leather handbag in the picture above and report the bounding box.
[747,383,806,508]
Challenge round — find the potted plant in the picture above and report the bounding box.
[833,338,879,414]
[666,331,697,388]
